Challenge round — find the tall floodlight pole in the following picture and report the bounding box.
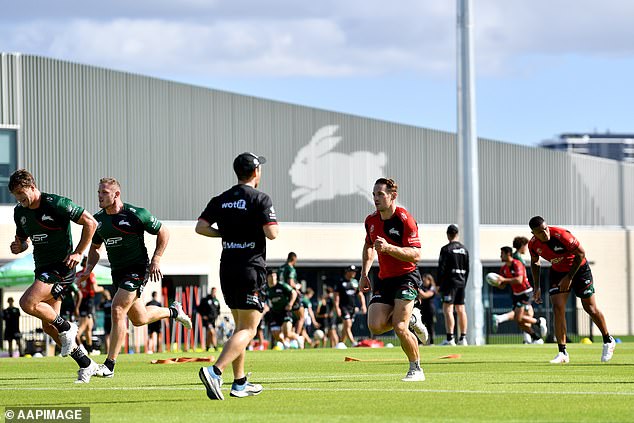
[457,0,484,345]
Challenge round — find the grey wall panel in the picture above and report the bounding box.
[4,53,634,226]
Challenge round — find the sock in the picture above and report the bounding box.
[104,358,116,371]
[558,344,567,354]
[233,376,247,385]
[446,334,454,341]
[212,365,222,376]
[169,306,178,319]
[70,346,92,368]
[497,314,511,323]
[52,315,71,332]
[459,333,466,341]
[409,360,421,371]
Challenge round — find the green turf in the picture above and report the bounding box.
[1,343,632,422]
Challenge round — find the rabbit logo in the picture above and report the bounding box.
[289,125,387,209]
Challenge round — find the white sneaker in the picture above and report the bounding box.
[532,338,544,345]
[171,301,192,329]
[601,338,616,362]
[440,339,456,346]
[492,315,499,333]
[523,333,532,344]
[230,380,263,398]
[75,360,99,384]
[402,369,425,382]
[539,317,548,339]
[199,367,224,400]
[549,352,570,364]
[457,338,468,346]
[409,308,429,344]
[95,364,114,378]
[335,342,347,349]
[60,322,78,357]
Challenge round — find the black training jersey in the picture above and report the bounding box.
[92,203,162,271]
[13,192,85,269]
[199,184,277,268]
[437,241,470,288]
[335,278,359,308]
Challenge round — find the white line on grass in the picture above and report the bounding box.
[1,386,632,396]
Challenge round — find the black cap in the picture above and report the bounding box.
[345,265,358,272]
[447,224,459,235]
[233,152,267,177]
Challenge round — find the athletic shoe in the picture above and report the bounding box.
[457,337,468,346]
[440,339,456,346]
[171,301,192,329]
[230,381,263,398]
[549,352,570,364]
[94,364,114,378]
[60,322,78,357]
[89,349,101,356]
[199,367,224,400]
[539,317,548,339]
[601,338,616,362]
[401,369,425,382]
[335,342,347,349]
[492,315,499,333]
[297,336,305,350]
[409,308,429,344]
[531,338,544,345]
[523,333,532,344]
[75,360,99,384]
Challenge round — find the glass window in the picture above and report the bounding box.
[0,129,17,204]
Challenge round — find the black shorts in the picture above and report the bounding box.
[203,316,218,329]
[4,330,20,341]
[35,262,76,300]
[111,264,148,297]
[339,305,356,321]
[219,264,266,312]
[511,291,533,309]
[369,270,421,306]
[268,310,293,329]
[148,321,161,334]
[79,298,95,317]
[103,316,112,335]
[549,263,595,299]
[317,316,337,331]
[440,284,466,305]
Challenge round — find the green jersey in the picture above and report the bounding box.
[266,282,294,313]
[92,203,162,271]
[13,192,85,269]
[278,263,297,285]
[512,251,527,266]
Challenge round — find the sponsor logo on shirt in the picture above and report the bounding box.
[452,248,467,255]
[222,241,256,249]
[41,214,54,222]
[221,199,247,210]
[32,234,48,242]
[105,237,123,246]
[20,216,27,226]
[118,220,131,227]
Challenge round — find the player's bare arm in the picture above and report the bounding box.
[263,224,278,240]
[373,236,422,263]
[149,226,169,282]
[360,242,375,293]
[77,243,103,282]
[66,211,98,268]
[195,219,221,238]
[10,235,29,254]
[530,251,542,304]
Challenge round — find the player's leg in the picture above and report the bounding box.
[441,302,455,344]
[580,295,615,361]
[108,288,136,361]
[393,299,425,382]
[20,280,62,324]
[549,292,570,362]
[127,298,170,326]
[367,302,394,335]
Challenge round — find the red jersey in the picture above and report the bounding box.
[528,226,586,273]
[77,272,96,298]
[499,258,532,295]
[364,206,421,279]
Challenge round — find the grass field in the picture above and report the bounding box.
[1,342,633,423]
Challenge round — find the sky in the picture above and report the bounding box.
[2,0,634,146]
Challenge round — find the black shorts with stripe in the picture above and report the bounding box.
[219,264,266,312]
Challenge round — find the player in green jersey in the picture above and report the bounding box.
[9,169,99,383]
[78,177,192,380]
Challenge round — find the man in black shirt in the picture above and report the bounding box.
[198,287,222,351]
[3,297,22,356]
[146,292,162,353]
[437,224,470,346]
[196,152,278,400]
[334,265,367,347]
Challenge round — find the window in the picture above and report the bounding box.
[0,129,17,204]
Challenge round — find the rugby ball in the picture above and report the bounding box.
[313,329,325,341]
[485,272,501,288]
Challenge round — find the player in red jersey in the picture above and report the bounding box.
[360,178,427,382]
[528,216,615,363]
[496,246,545,344]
